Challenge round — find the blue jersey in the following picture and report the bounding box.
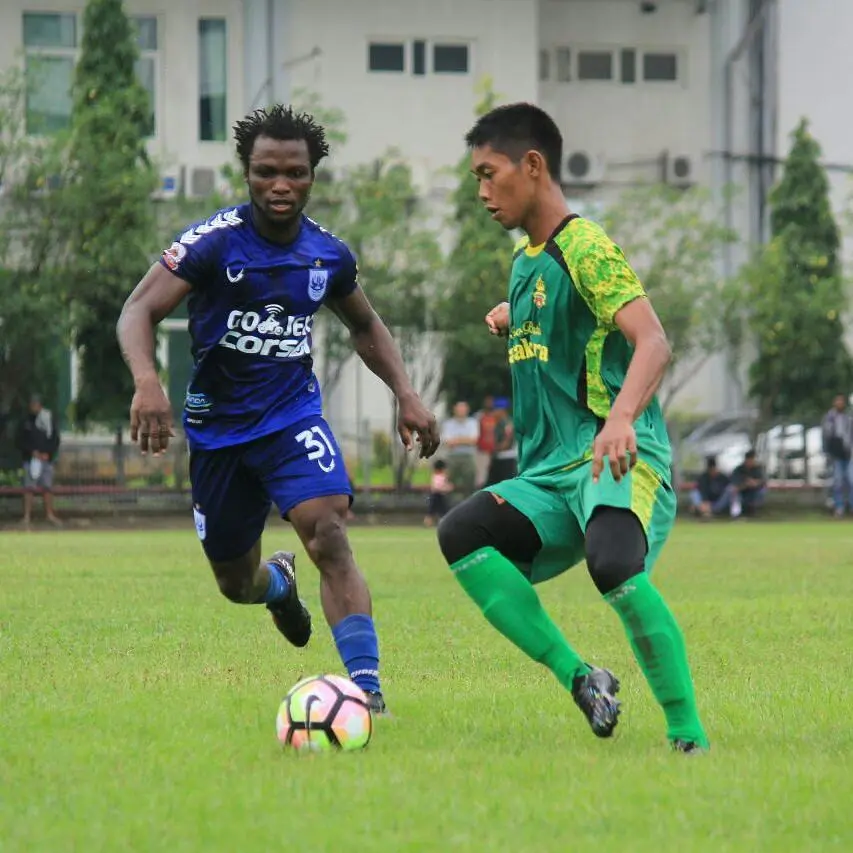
[160,204,357,451]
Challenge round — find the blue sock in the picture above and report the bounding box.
[331,614,381,694]
[260,562,290,604]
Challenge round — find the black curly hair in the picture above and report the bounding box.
[233,104,330,172]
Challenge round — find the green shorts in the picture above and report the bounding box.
[485,458,676,584]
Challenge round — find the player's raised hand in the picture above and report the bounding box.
[485,302,510,337]
[130,377,175,456]
[592,413,638,484]
[396,393,440,459]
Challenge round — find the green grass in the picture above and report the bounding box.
[2,522,852,852]
[349,463,432,488]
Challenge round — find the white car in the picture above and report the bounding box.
[755,424,829,486]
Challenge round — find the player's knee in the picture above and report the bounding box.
[584,508,647,596]
[213,568,256,603]
[437,495,490,564]
[305,511,351,570]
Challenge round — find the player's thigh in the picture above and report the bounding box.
[573,458,676,574]
[248,416,353,521]
[486,476,585,584]
[437,489,543,566]
[189,444,271,564]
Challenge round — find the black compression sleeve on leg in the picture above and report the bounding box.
[584,507,647,595]
[437,491,542,565]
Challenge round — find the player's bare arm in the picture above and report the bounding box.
[117,263,192,456]
[327,288,440,458]
[592,297,671,483]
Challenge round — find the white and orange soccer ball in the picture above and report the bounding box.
[276,674,373,753]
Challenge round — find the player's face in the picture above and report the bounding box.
[470,145,534,231]
[246,136,314,227]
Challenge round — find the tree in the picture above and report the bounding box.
[313,154,444,488]
[0,66,69,462]
[437,79,514,407]
[62,0,157,433]
[601,185,739,411]
[741,119,852,421]
[283,93,445,487]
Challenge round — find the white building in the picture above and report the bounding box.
[0,0,847,441]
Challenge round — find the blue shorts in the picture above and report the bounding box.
[189,415,352,562]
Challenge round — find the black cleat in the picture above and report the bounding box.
[365,690,389,717]
[265,551,312,648]
[671,738,709,756]
[571,666,621,738]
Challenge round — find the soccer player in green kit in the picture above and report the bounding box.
[437,103,708,754]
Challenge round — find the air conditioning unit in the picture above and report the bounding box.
[187,165,236,199]
[663,153,694,187]
[189,166,217,198]
[562,150,606,187]
[153,168,182,200]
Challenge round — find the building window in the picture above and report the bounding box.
[555,47,571,82]
[620,49,636,83]
[23,13,77,135]
[199,18,227,141]
[538,49,550,81]
[23,12,76,48]
[412,40,426,76]
[643,52,678,81]
[133,16,158,137]
[577,50,613,81]
[433,44,468,74]
[368,42,405,72]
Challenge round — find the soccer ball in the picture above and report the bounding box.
[276,674,373,753]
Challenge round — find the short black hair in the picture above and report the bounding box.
[233,104,330,172]
[745,450,757,460]
[705,455,717,469]
[464,102,563,181]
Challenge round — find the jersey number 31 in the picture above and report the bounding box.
[295,426,337,473]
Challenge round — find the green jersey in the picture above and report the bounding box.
[506,214,671,480]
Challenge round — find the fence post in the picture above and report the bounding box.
[360,418,372,500]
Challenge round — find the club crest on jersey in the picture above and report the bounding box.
[308,267,329,302]
[162,241,187,271]
[533,276,547,308]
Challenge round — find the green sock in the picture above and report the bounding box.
[605,572,708,747]
[450,547,589,690]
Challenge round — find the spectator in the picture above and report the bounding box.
[440,401,479,496]
[690,456,731,519]
[424,459,453,527]
[730,450,767,518]
[15,394,62,528]
[485,406,518,486]
[822,394,853,518]
[475,395,499,488]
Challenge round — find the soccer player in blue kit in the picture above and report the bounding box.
[117,105,440,715]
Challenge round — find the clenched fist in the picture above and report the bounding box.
[485,302,510,337]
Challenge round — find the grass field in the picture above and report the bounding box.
[2,521,852,852]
